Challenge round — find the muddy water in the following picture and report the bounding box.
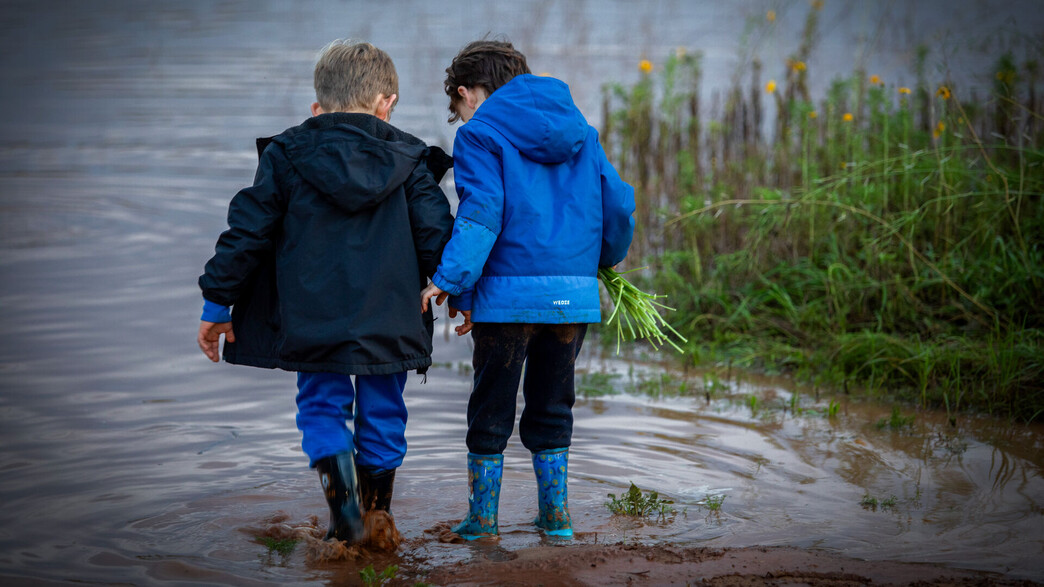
[2,1,1043,585]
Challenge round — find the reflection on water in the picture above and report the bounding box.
[1,0,1043,584]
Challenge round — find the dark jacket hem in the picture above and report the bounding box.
[225,352,432,376]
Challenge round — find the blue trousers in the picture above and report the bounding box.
[295,371,408,471]
[466,323,587,455]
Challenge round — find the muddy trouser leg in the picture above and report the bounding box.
[520,324,586,538]
[453,323,531,539]
[465,323,532,455]
[518,323,586,452]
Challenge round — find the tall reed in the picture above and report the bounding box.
[600,6,1044,420]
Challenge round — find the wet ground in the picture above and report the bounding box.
[2,298,1042,584]
[1,1,1043,585]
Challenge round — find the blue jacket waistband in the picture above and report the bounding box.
[467,275,602,324]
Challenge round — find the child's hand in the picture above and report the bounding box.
[449,306,473,336]
[420,282,448,312]
[198,321,235,362]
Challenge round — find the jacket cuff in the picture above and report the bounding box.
[449,288,474,312]
[432,272,464,297]
[201,298,232,323]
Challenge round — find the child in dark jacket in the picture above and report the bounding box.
[420,40,635,539]
[198,40,454,544]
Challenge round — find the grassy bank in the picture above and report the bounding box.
[599,5,1044,421]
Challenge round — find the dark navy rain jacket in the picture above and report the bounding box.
[199,113,454,375]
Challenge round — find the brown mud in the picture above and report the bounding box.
[256,510,403,563]
[418,542,1040,586]
[256,515,1040,586]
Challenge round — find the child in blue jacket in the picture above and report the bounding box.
[420,39,635,539]
[199,40,453,544]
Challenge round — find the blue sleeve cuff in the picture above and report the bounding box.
[450,288,474,312]
[201,298,231,323]
[432,272,463,297]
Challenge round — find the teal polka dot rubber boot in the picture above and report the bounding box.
[452,453,503,540]
[532,448,573,537]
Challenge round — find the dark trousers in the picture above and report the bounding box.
[466,323,587,455]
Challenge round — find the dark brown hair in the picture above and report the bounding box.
[444,39,531,122]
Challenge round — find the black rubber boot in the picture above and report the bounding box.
[357,467,396,513]
[315,452,364,543]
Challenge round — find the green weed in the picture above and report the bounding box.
[828,399,840,418]
[861,492,899,510]
[700,494,727,511]
[578,371,622,397]
[607,482,676,519]
[360,564,398,587]
[876,405,916,430]
[746,394,759,416]
[255,537,297,557]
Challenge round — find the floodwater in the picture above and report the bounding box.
[1,1,1043,585]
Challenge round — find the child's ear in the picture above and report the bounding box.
[375,93,397,122]
[310,102,324,117]
[458,86,484,110]
[457,86,473,108]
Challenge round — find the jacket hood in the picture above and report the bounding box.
[273,113,426,213]
[471,74,589,163]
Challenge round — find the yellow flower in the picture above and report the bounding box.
[898,87,911,95]
[792,60,807,72]
[808,111,818,119]
[765,80,777,93]
[869,74,882,85]
[767,10,776,22]
[639,59,653,74]
[936,85,951,100]
[936,121,945,132]
[843,112,854,122]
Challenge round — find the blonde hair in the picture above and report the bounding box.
[314,40,398,113]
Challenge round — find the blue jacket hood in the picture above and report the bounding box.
[432,74,636,324]
[471,74,589,163]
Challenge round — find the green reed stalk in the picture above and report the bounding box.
[599,267,688,354]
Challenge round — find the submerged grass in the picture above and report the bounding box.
[600,5,1044,421]
[256,536,297,557]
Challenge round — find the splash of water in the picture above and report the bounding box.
[255,511,403,563]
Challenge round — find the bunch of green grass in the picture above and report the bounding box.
[599,267,687,353]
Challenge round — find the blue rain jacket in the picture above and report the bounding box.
[432,74,635,323]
